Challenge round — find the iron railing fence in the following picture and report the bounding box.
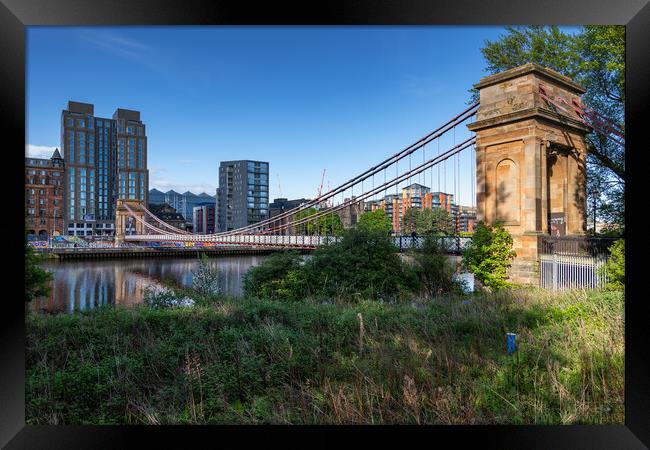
[539,235,619,258]
[394,235,472,254]
[538,235,621,290]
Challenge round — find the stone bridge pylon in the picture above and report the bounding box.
[467,63,591,284]
[115,199,146,245]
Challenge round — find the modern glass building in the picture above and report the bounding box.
[61,101,148,236]
[149,189,215,226]
[217,160,269,231]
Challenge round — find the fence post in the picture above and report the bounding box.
[552,253,558,291]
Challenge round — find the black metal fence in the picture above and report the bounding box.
[539,236,619,258]
[394,235,471,255]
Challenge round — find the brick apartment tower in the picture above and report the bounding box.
[25,149,65,238]
[467,63,590,284]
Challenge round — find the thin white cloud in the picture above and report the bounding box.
[179,159,199,164]
[77,30,156,67]
[26,144,59,159]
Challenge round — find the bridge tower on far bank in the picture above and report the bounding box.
[115,199,146,245]
[467,63,591,285]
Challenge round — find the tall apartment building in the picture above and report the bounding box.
[61,101,148,236]
[217,160,269,231]
[25,149,65,239]
[193,202,216,234]
[456,205,477,233]
[364,184,458,234]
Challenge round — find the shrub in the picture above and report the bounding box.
[192,254,221,297]
[411,236,459,297]
[461,221,516,290]
[144,287,195,309]
[601,239,624,291]
[303,227,417,300]
[25,234,52,303]
[242,251,306,300]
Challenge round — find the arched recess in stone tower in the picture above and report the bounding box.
[495,158,521,225]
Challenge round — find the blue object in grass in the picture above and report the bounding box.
[507,333,517,354]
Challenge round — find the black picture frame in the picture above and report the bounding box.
[2,0,648,447]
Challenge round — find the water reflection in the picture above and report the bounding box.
[32,255,270,314]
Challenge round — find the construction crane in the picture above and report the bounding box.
[316,168,326,207]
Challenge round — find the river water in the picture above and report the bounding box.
[30,255,271,314]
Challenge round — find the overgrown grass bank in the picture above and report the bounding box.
[26,289,623,425]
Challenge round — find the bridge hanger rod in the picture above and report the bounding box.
[137,203,192,234]
[122,104,477,240]
[223,106,479,237]
[263,137,476,234]
[203,103,479,237]
[265,137,475,234]
[123,203,178,235]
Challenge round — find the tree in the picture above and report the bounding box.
[25,231,52,303]
[315,213,344,236]
[600,239,624,291]
[417,207,454,235]
[192,254,220,297]
[293,207,318,235]
[477,26,624,230]
[402,207,420,234]
[462,221,516,290]
[357,209,392,235]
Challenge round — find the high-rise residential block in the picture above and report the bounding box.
[61,101,148,236]
[217,160,269,231]
[193,202,216,234]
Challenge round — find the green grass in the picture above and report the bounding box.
[25,289,624,425]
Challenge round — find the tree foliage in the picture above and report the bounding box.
[600,239,624,291]
[25,233,52,303]
[478,26,624,229]
[293,207,344,236]
[303,227,417,300]
[402,207,454,235]
[411,236,459,297]
[462,221,516,290]
[242,251,306,300]
[357,209,393,235]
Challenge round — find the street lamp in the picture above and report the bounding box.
[590,187,599,234]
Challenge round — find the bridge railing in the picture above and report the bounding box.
[125,233,472,253]
[393,235,472,254]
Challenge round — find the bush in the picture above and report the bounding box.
[192,254,221,297]
[411,236,459,297]
[601,239,624,291]
[303,227,417,300]
[461,221,516,290]
[144,287,195,309]
[25,236,52,303]
[242,251,306,300]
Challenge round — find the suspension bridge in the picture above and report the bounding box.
[113,63,623,285]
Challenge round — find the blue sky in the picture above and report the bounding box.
[27,26,537,205]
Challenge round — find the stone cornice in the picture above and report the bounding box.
[473,63,586,94]
[467,106,592,134]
